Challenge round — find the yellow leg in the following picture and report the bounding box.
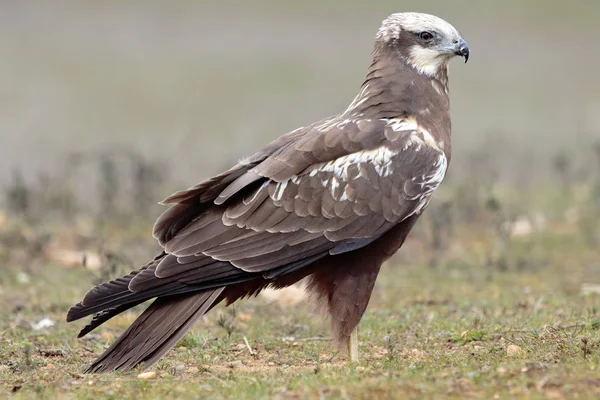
[347,326,359,362]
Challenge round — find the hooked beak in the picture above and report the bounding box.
[454,38,470,63]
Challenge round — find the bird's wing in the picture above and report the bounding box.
[153,117,446,277]
[69,117,447,325]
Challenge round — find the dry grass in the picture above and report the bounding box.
[1,188,600,399]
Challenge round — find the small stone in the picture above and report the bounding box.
[355,366,365,372]
[506,344,524,357]
[16,272,30,284]
[31,317,54,331]
[174,364,186,375]
[496,366,507,374]
[472,345,484,353]
[187,366,200,374]
[411,349,423,358]
[228,360,244,368]
[137,371,157,380]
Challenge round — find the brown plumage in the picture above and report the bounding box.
[67,12,469,373]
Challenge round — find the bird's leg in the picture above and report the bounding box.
[347,326,359,362]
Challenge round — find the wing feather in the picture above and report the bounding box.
[159,123,445,277]
[69,114,451,350]
[72,117,448,333]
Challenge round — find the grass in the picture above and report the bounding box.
[1,214,599,399]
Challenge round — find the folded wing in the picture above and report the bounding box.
[68,117,447,335]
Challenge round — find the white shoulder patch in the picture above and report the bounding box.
[425,153,448,192]
[320,146,397,179]
[270,146,398,203]
[386,118,418,132]
[405,152,448,217]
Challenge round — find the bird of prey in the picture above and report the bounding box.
[67,12,469,373]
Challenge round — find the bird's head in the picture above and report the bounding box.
[375,12,469,79]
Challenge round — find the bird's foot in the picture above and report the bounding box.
[347,327,359,362]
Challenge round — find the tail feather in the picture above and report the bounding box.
[67,254,164,323]
[76,301,146,338]
[85,288,224,373]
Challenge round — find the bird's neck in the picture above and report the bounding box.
[343,48,452,155]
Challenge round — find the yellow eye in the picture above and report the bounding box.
[419,32,434,41]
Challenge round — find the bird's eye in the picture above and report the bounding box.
[419,31,434,41]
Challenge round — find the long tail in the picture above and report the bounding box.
[85,288,224,373]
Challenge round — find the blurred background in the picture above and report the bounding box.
[2,0,600,187]
[1,0,599,302]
